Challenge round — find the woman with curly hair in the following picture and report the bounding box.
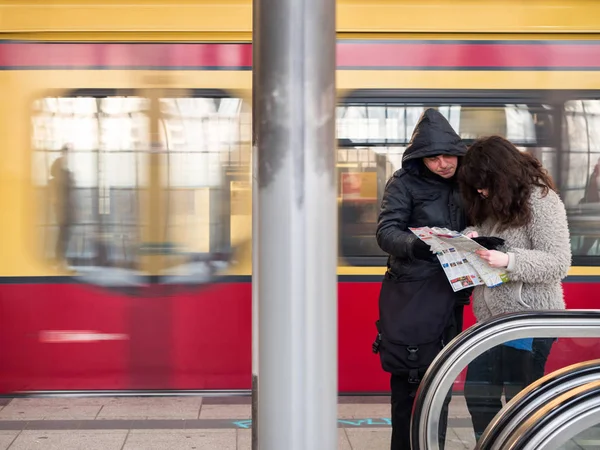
[458,135,572,441]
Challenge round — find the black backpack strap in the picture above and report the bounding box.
[372,320,382,354]
[408,368,420,385]
[407,345,419,362]
[408,369,421,398]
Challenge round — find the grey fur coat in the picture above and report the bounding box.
[465,187,572,323]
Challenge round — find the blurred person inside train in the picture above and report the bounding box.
[458,135,572,442]
[375,108,500,450]
[49,144,75,266]
[578,157,600,255]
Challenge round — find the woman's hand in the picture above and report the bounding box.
[465,231,479,238]
[476,249,509,268]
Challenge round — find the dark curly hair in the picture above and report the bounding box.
[458,135,556,230]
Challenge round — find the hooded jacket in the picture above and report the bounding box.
[376,108,469,282]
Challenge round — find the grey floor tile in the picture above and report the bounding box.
[8,398,112,408]
[0,422,26,431]
[97,397,202,420]
[0,431,19,450]
[339,429,353,450]
[449,395,471,418]
[199,405,251,420]
[237,429,251,450]
[128,420,187,429]
[453,426,477,448]
[203,397,250,405]
[9,430,128,450]
[337,403,390,419]
[0,406,101,421]
[235,429,351,450]
[123,429,236,450]
[346,427,392,450]
[103,397,203,407]
[443,428,470,450]
[23,421,81,431]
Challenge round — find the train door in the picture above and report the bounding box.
[131,88,252,390]
[0,89,149,392]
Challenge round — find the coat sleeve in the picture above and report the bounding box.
[506,190,572,283]
[376,175,418,259]
[461,226,479,236]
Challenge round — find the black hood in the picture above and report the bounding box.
[402,108,467,175]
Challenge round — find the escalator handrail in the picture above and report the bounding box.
[478,359,600,450]
[498,379,600,450]
[410,309,600,450]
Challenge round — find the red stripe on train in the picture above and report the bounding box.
[0,41,599,69]
[338,42,600,68]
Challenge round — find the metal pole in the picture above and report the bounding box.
[251,1,261,446]
[251,64,260,450]
[251,160,259,450]
[253,0,337,447]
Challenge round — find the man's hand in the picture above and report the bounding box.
[476,249,509,268]
[465,231,479,238]
[412,240,435,261]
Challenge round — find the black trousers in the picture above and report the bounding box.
[532,337,555,379]
[389,305,464,450]
[390,373,452,450]
[464,338,554,441]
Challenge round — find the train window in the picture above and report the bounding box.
[562,99,600,258]
[158,95,251,281]
[32,94,148,272]
[32,91,251,287]
[337,100,556,265]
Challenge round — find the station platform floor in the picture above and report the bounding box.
[0,394,475,449]
[2,393,598,449]
[7,393,596,450]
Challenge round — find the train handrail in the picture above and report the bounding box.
[477,359,600,450]
[498,380,600,450]
[410,310,600,450]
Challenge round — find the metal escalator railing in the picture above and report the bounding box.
[477,359,600,450]
[410,310,600,450]
[496,380,600,450]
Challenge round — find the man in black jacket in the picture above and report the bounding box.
[376,108,471,450]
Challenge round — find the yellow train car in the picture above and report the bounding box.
[0,0,599,394]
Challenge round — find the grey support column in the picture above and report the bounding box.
[251,2,260,448]
[252,0,338,447]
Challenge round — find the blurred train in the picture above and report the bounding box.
[1,0,600,394]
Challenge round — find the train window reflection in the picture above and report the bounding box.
[562,99,600,257]
[337,101,556,264]
[32,95,148,271]
[159,96,251,278]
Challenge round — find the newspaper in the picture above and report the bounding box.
[409,226,509,292]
